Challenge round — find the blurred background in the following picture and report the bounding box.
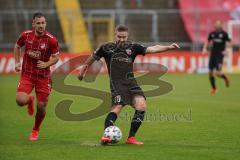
[1,2,240,159]
[0,0,240,73]
[0,0,240,52]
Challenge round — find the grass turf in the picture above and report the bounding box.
[0,74,239,160]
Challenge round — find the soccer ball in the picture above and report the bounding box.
[104,126,122,143]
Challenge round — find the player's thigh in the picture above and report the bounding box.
[35,78,52,102]
[16,75,34,104]
[208,57,216,71]
[215,57,224,72]
[132,95,147,111]
[130,85,146,109]
[17,75,34,94]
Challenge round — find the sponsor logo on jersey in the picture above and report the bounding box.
[27,50,41,59]
[113,57,132,63]
[213,38,223,43]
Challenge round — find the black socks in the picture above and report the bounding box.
[209,76,216,89]
[104,112,118,129]
[129,110,145,137]
[104,110,146,137]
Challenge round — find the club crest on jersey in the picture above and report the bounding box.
[40,43,46,49]
[219,33,223,38]
[126,49,132,55]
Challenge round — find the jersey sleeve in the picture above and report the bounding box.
[49,38,60,55]
[92,45,104,61]
[133,43,147,56]
[16,32,27,47]
[224,32,231,42]
[207,32,213,41]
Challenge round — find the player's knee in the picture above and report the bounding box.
[16,99,25,106]
[111,105,122,115]
[209,72,214,77]
[133,96,147,111]
[37,107,46,116]
[215,71,222,77]
[16,93,29,106]
[37,102,47,113]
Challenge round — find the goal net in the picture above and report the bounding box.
[225,20,240,73]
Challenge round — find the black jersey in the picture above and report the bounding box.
[92,42,147,81]
[207,30,231,57]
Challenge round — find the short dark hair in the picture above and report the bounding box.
[33,12,44,20]
[115,24,128,32]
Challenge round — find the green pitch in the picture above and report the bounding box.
[0,74,239,160]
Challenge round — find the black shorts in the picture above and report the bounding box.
[110,80,145,106]
[209,56,223,71]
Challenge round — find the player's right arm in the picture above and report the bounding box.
[14,32,26,72]
[202,41,210,55]
[202,42,208,54]
[78,45,105,81]
[77,56,96,81]
[14,45,22,72]
[202,32,212,54]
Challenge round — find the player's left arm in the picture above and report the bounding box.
[37,53,59,69]
[225,32,232,48]
[145,43,180,54]
[222,33,232,56]
[226,41,232,48]
[202,32,213,55]
[222,41,232,56]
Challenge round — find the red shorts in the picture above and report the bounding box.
[17,74,52,102]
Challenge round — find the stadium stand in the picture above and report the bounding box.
[80,0,190,44]
[0,0,66,51]
[0,0,190,51]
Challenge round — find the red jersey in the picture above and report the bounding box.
[16,30,59,78]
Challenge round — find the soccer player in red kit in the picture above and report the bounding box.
[14,12,59,141]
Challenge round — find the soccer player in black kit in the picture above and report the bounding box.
[78,25,179,145]
[202,20,231,94]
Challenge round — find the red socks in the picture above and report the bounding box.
[33,111,46,131]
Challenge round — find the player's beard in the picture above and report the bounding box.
[36,28,44,36]
[116,41,126,49]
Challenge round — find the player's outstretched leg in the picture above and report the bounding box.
[16,92,34,116]
[126,110,145,145]
[29,101,46,141]
[101,105,122,144]
[126,96,146,145]
[216,72,230,88]
[209,72,217,94]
